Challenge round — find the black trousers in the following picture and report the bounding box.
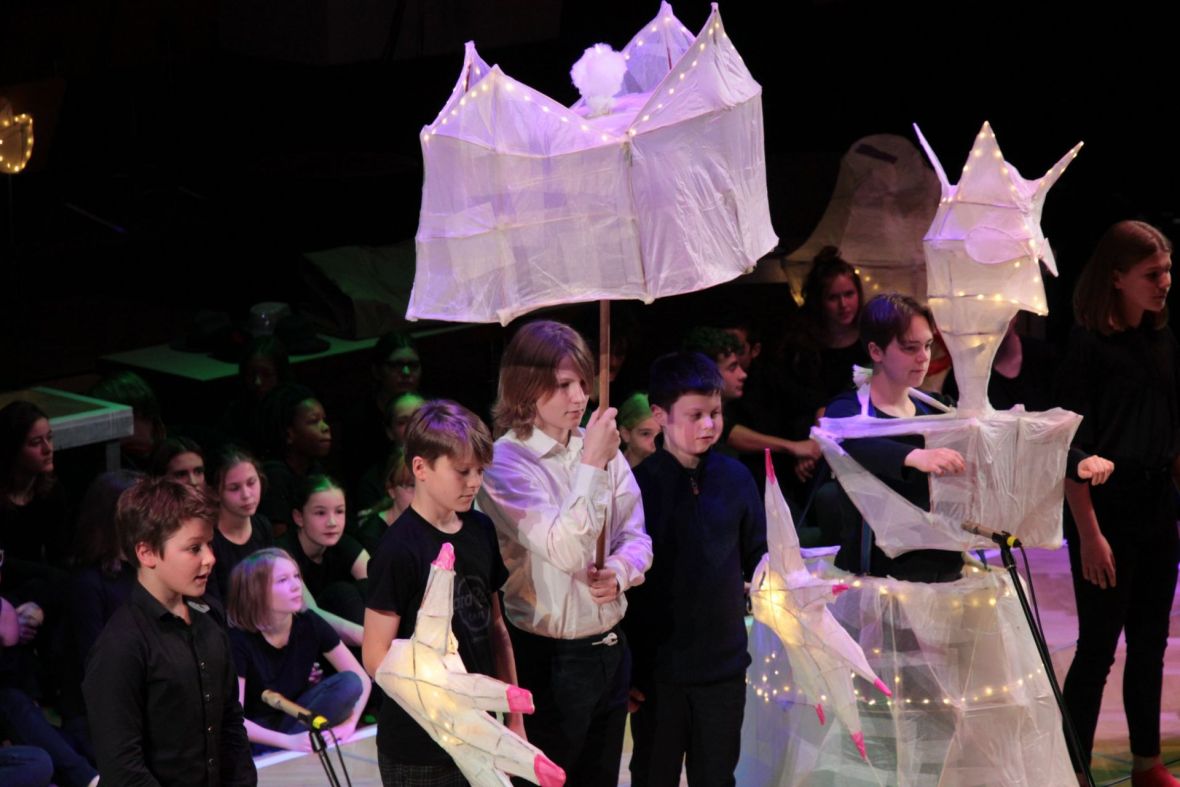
[629,677,746,787]
[1062,475,1180,766]
[507,620,630,787]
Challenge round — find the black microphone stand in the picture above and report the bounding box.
[306,723,345,787]
[986,527,1095,787]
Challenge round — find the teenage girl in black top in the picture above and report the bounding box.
[1058,220,1180,787]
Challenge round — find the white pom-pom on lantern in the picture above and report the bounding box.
[570,43,627,117]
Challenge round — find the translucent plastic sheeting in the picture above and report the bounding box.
[739,564,1075,786]
[813,404,1081,556]
[915,122,1081,415]
[751,452,892,759]
[408,2,777,325]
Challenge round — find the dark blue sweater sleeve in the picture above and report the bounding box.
[824,394,919,482]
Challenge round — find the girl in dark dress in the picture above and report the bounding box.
[208,446,273,604]
[1058,220,1180,787]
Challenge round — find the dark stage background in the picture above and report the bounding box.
[0,1,1173,410]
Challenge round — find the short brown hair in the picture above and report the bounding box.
[405,400,493,468]
[117,476,218,566]
[227,547,299,633]
[860,293,934,355]
[1074,220,1172,334]
[492,320,595,439]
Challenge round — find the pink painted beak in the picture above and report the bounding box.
[535,754,566,787]
[507,685,534,714]
[815,703,825,725]
[831,583,851,596]
[432,543,455,570]
[764,448,776,484]
[852,731,867,760]
[873,677,893,698]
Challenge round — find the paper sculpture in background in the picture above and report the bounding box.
[915,121,1082,416]
[408,1,777,325]
[750,451,892,760]
[375,544,565,787]
[784,134,941,304]
[813,122,1084,555]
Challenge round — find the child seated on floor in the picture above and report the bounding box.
[228,547,370,754]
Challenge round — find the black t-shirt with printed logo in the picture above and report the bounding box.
[366,506,508,764]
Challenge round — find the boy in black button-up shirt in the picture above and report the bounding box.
[83,477,256,787]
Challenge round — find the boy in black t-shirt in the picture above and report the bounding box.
[362,400,520,787]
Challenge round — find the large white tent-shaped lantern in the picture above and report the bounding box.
[408,2,778,325]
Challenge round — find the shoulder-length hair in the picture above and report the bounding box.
[227,547,301,633]
[801,246,865,328]
[1074,220,1172,334]
[492,320,595,439]
[0,400,57,500]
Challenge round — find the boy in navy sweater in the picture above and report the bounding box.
[625,352,767,787]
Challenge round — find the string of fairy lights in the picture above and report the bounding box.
[0,107,34,174]
[747,566,1052,712]
[421,9,733,149]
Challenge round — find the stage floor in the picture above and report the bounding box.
[255,545,1180,786]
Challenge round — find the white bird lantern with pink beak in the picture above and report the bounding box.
[375,544,565,787]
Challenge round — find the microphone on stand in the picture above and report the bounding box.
[261,690,330,731]
[962,521,1022,549]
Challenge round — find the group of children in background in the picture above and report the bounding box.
[0,222,1176,787]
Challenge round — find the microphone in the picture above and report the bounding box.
[962,521,1022,549]
[261,690,330,730]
